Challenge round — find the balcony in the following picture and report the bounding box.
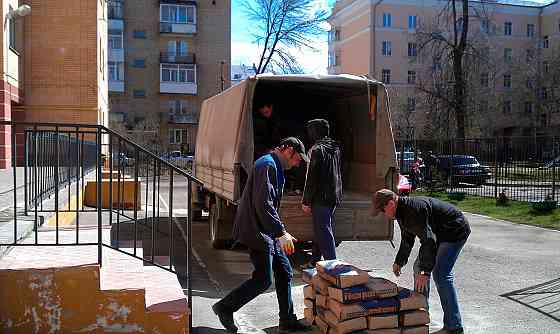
[160,3,197,34]
[108,1,124,20]
[160,22,196,34]
[160,82,197,95]
[160,64,197,95]
[168,114,197,124]
[160,52,196,64]
[109,80,124,93]
[109,48,124,62]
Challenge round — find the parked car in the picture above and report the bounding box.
[436,155,492,186]
[161,151,194,169]
[397,174,412,195]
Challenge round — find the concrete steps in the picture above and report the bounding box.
[0,242,189,333]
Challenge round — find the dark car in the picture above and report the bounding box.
[436,155,492,186]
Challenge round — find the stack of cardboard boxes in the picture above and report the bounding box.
[302,260,429,334]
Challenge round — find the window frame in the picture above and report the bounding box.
[382,69,391,84]
[160,4,196,25]
[382,41,392,56]
[504,21,512,36]
[383,13,392,27]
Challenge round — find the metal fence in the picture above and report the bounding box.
[1,121,202,332]
[396,136,560,203]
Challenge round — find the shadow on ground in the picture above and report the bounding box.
[501,278,560,322]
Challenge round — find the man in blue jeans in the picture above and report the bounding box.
[373,189,470,334]
[212,137,312,334]
[301,119,342,268]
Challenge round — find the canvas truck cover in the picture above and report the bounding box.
[195,74,398,203]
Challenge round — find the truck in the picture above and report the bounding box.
[193,74,399,249]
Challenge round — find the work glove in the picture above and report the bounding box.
[278,232,297,255]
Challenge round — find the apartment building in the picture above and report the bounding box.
[328,0,560,139]
[107,0,231,154]
[0,0,108,168]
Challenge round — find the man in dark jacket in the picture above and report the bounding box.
[301,119,343,267]
[212,137,312,334]
[373,189,470,334]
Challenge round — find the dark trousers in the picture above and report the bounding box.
[310,205,337,264]
[215,245,295,322]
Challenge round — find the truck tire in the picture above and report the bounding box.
[209,198,235,249]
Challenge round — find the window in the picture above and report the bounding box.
[108,62,124,81]
[168,100,189,115]
[527,24,535,37]
[481,18,490,34]
[526,49,534,62]
[133,59,146,68]
[503,100,512,114]
[382,41,392,56]
[8,6,15,49]
[133,30,147,39]
[524,101,533,114]
[407,97,416,112]
[541,87,548,100]
[481,73,489,87]
[108,31,123,49]
[133,89,146,98]
[543,61,549,73]
[382,69,391,84]
[504,74,511,88]
[108,1,123,19]
[328,29,341,42]
[408,15,417,30]
[383,13,391,27]
[160,4,196,24]
[408,71,416,84]
[504,48,512,63]
[408,43,417,57]
[542,36,549,49]
[167,40,188,56]
[328,50,341,67]
[169,129,184,144]
[161,64,196,83]
[504,21,512,36]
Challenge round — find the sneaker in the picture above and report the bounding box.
[432,327,464,334]
[279,319,313,333]
[212,303,238,333]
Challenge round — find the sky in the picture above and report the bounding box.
[231,0,334,74]
[230,0,556,74]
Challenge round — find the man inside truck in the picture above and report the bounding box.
[301,119,343,269]
[253,101,281,159]
[212,137,312,334]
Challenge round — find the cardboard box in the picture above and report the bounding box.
[365,329,400,334]
[304,285,316,299]
[328,285,368,304]
[400,310,429,327]
[313,274,332,295]
[303,268,317,284]
[316,315,330,334]
[304,307,315,325]
[362,277,399,299]
[323,309,367,334]
[304,298,315,309]
[367,313,398,330]
[316,260,370,288]
[361,298,399,315]
[327,299,367,321]
[401,325,429,334]
[316,294,329,309]
[397,288,428,311]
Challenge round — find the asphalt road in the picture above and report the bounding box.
[190,213,560,334]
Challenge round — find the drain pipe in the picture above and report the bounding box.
[370,0,384,78]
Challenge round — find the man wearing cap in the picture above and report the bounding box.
[212,137,312,334]
[373,189,470,334]
[301,119,343,268]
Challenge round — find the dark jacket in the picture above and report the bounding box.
[232,153,286,252]
[302,121,343,207]
[394,196,471,273]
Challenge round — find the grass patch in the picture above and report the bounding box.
[413,191,560,230]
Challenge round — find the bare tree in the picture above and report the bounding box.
[243,0,328,74]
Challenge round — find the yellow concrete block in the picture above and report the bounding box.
[84,179,141,210]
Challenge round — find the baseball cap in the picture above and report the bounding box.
[279,137,310,163]
[372,189,397,216]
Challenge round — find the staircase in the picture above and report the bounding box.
[0,232,189,333]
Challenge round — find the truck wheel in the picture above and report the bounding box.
[209,203,227,249]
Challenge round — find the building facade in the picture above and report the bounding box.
[328,0,560,139]
[107,0,231,154]
[0,0,108,168]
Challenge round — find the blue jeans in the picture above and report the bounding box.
[215,245,296,322]
[414,239,467,330]
[310,205,337,264]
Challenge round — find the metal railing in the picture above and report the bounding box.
[396,136,559,203]
[1,121,202,331]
